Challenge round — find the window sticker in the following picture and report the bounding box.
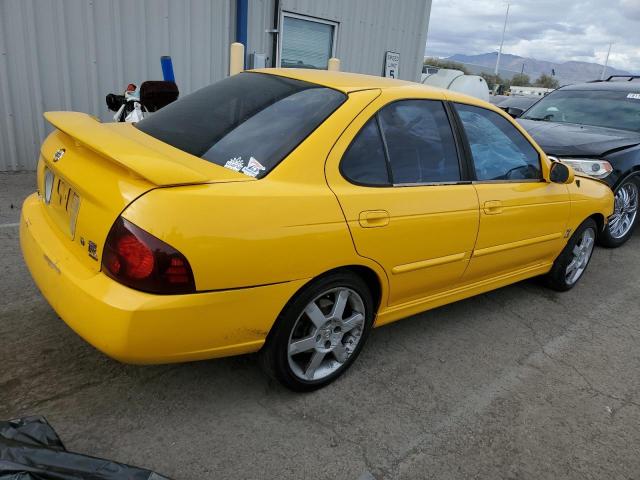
[241,157,266,177]
[626,93,640,100]
[224,156,244,172]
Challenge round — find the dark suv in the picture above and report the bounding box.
[517,76,640,247]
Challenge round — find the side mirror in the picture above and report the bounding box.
[549,161,575,184]
[505,106,524,118]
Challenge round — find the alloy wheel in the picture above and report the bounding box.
[565,227,596,285]
[609,182,639,239]
[287,287,366,381]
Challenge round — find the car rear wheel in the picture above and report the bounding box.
[599,178,639,248]
[260,272,374,391]
[546,218,597,291]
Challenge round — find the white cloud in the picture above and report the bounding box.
[426,0,640,72]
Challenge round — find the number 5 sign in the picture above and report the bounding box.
[384,51,400,79]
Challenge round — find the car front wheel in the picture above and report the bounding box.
[546,218,597,291]
[599,177,639,248]
[260,272,374,391]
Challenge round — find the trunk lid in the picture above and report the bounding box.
[37,112,252,273]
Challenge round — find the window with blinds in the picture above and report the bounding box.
[280,15,336,70]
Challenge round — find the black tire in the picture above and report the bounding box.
[598,177,639,248]
[546,218,597,292]
[260,271,374,392]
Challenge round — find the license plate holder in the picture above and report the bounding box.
[42,166,81,238]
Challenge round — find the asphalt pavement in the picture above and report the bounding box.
[1,171,639,480]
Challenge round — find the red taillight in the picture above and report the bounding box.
[116,234,154,279]
[102,217,195,294]
[165,257,190,284]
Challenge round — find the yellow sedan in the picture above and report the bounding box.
[21,69,613,390]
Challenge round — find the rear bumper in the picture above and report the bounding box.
[20,193,306,364]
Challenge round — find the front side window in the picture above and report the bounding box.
[280,15,336,69]
[379,100,461,184]
[455,103,541,181]
[136,72,345,178]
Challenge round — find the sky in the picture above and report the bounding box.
[425,0,640,72]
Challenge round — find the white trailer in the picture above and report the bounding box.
[421,69,490,102]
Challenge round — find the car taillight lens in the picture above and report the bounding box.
[102,217,195,294]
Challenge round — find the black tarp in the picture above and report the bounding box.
[0,416,170,480]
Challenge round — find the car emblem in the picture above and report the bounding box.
[88,241,98,260]
[53,148,65,162]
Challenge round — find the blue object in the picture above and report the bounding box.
[236,0,248,67]
[160,56,175,82]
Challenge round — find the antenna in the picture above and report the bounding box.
[600,43,613,81]
[495,3,510,76]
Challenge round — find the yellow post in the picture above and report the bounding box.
[230,42,245,76]
[327,57,341,72]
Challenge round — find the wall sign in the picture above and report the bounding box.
[384,51,400,79]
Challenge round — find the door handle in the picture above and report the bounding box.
[358,210,390,228]
[483,200,503,215]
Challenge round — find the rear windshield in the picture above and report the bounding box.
[136,72,346,178]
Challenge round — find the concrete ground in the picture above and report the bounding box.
[1,171,639,480]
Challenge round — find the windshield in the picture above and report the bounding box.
[136,72,346,178]
[522,89,640,133]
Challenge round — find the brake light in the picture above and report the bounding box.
[165,257,190,284]
[102,217,195,294]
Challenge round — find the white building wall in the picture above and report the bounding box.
[0,0,431,171]
[247,0,277,65]
[246,0,432,80]
[0,0,234,171]
[276,0,431,82]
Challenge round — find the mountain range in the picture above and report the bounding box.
[447,52,634,85]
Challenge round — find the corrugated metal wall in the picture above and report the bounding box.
[277,0,431,82]
[247,0,277,65]
[245,0,432,79]
[0,0,234,171]
[0,0,431,171]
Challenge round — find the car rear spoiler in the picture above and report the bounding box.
[43,112,247,186]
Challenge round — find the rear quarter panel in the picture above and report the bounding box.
[122,180,360,291]
[121,88,387,294]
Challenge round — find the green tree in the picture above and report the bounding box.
[423,57,470,74]
[510,73,531,86]
[533,74,560,89]
[480,72,505,89]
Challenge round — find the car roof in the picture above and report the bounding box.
[560,79,640,92]
[252,68,424,92]
[250,68,493,108]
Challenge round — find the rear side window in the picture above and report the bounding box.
[340,100,461,186]
[340,118,390,186]
[379,100,461,184]
[136,72,345,178]
[454,103,541,181]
